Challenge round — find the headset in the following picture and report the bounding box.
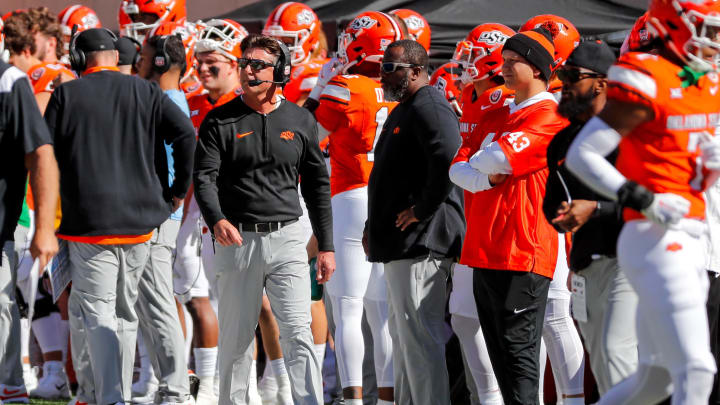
[152,34,187,77]
[124,36,142,70]
[68,25,118,73]
[273,39,292,85]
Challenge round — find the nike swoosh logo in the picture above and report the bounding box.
[513,307,531,314]
[55,383,66,391]
[480,104,492,110]
[236,131,253,139]
[2,389,20,395]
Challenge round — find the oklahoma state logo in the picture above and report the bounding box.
[280,131,295,140]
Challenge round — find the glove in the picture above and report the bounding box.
[699,131,720,170]
[308,57,342,101]
[641,192,691,225]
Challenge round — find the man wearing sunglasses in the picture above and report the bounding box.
[366,39,465,405]
[193,34,333,405]
[541,40,639,397]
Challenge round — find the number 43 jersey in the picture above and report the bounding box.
[315,74,397,196]
[609,52,720,221]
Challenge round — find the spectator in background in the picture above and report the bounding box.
[367,39,465,405]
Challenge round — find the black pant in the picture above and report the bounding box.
[473,268,551,405]
[708,271,720,405]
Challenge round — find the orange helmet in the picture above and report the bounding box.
[521,14,580,67]
[620,12,653,55]
[146,21,199,79]
[58,5,101,53]
[389,9,431,53]
[430,62,463,116]
[118,4,132,36]
[121,0,187,41]
[195,19,248,62]
[262,2,321,65]
[646,0,720,72]
[337,11,403,73]
[0,17,6,63]
[452,23,515,84]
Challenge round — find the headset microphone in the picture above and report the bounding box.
[248,79,280,86]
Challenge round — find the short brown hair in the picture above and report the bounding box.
[27,7,63,60]
[240,34,283,61]
[4,11,36,56]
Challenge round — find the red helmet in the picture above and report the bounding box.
[262,2,321,65]
[452,23,515,84]
[195,19,248,62]
[337,11,403,73]
[430,62,464,116]
[646,0,720,72]
[520,14,580,66]
[389,9,431,53]
[146,21,199,80]
[121,0,187,41]
[118,4,132,36]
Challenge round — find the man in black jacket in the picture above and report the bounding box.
[193,35,334,405]
[43,28,195,405]
[365,39,464,405]
[542,40,638,395]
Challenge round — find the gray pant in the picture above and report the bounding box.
[384,255,452,405]
[68,240,150,404]
[0,240,23,387]
[575,257,639,395]
[213,221,322,405]
[135,219,189,401]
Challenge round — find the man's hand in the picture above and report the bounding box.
[552,200,598,233]
[172,196,184,212]
[213,219,243,246]
[489,173,509,186]
[395,206,419,231]
[315,251,336,284]
[29,228,58,271]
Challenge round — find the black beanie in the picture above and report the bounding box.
[502,27,556,82]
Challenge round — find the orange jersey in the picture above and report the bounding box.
[181,80,205,100]
[187,87,243,132]
[459,84,514,141]
[454,93,568,278]
[27,63,74,94]
[284,58,329,104]
[609,52,720,221]
[315,74,397,196]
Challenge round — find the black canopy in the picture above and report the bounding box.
[218,0,646,63]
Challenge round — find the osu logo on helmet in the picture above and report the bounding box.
[337,11,403,73]
[477,31,509,46]
[350,16,378,31]
[262,2,321,66]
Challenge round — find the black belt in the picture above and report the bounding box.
[239,219,298,233]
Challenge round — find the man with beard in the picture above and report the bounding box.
[365,39,465,405]
[541,40,638,395]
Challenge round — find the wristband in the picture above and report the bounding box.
[616,181,654,212]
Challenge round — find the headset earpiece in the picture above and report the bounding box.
[273,40,292,85]
[153,36,171,74]
[69,24,85,72]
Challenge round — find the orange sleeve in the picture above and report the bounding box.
[315,78,352,132]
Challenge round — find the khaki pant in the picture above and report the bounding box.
[136,219,189,401]
[384,255,453,405]
[213,221,322,405]
[68,240,150,404]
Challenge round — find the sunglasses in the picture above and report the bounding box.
[238,58,275,71]
[381,62,424,73]
[556,68,605,84]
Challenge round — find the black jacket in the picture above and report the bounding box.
[543,120,624,271]
[44,70,195,237]
[367,85,465,263]
[194,97,334,252]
